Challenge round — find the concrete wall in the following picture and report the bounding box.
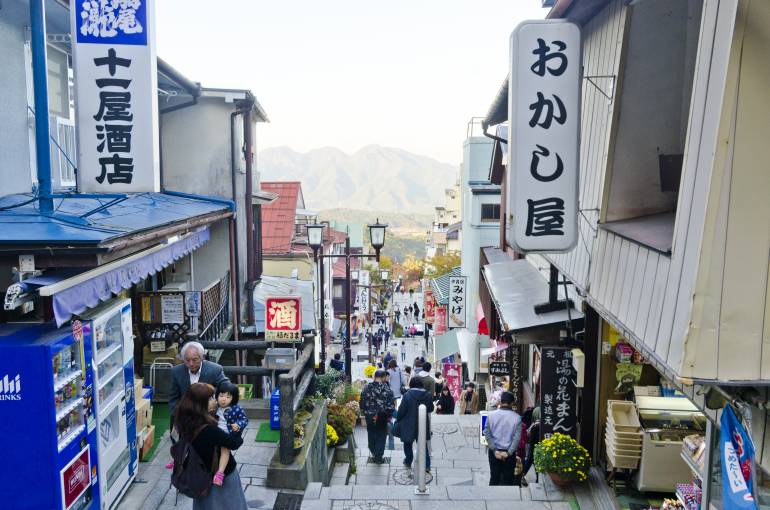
[263,257,314,281]
[460,136,496,335]
[0,1,33,195]
[160,97,255,320]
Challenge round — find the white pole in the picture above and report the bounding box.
[415,403,429,494]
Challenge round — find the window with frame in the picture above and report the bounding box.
[480,203,500,222]
[333,283,344,299]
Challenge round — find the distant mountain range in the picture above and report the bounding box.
[318,208,432,233]
[257,145,458,214]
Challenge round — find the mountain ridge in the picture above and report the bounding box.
[258,145,458,214]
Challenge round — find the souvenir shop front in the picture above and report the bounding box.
[590,315,768,510]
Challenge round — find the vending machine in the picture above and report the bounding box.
[0,322,100,510]
[77,298,137,510]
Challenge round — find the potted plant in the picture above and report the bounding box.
[293,423,305,454]
[293,437,304,454]
[326,424,339,447]
[533,433,591,487]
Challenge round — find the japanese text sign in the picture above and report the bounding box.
[357,287,370,314]
[434,305,448,336]
[424,290,435,324]
[448,276,467,329]
[720,405,758,509]
[443,363,462,402]
[539,346,577,439]
[508,20,580,252]
[71,0,161,192]
[265,297,302,341]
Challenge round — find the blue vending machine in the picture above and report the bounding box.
[0,322,100,510]
[77,298,136,510]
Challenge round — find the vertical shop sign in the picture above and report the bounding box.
[720,405,758,509]
[510,346,523,412]
[539,346,577,439]
[448,276,467,329]
[508,20,580,252]
[434,306,448,336]
[424,289,435,324]
[265,297,302,341]
[72,0,160,192]
[443,363,462,402]
[358,287,370,314]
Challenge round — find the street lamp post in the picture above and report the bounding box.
[307,220,388,382]
[306,223,326,373]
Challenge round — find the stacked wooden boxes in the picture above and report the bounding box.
[134,377,155,459]
[606,400,643,469]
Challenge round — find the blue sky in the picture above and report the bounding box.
[156,1,549,165]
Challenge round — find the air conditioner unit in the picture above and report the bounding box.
[161,281,189,292]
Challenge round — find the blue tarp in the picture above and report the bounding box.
[0,192,230,246]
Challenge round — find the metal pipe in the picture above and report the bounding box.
[29,0,53,213]
[230,109,244,328]
[415,404,429,494]
[244,107,255,285]
[344,236,352,382]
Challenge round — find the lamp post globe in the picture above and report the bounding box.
[306,223,324,251]
[368,219,387,251]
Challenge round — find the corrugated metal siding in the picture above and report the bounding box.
[547,0,626,289]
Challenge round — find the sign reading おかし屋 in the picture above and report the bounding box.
[71,0,161,192]
[508,20,581,252]
[265,297,302,341]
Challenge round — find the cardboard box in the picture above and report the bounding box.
[142,342,180,364]
[136,397,151,431]
[140,424,155,460]
[134,378,144,399]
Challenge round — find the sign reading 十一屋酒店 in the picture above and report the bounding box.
[72,0,160,193]
[508,20,581,252]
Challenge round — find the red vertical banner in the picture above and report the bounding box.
[434,306,447,336]
[443,363,462,402]
[424,290,435,324]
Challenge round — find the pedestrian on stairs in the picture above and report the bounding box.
[483,391,522,486]
[395,377,434,473]
[360,370,395,464]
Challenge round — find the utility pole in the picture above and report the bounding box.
[344,237,352,381]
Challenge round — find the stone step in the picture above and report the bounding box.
[240,398,270,420]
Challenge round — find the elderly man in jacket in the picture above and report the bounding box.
[168,341,229,423]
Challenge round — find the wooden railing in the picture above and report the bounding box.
[279,336,316,464]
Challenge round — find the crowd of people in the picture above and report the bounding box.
[358,352,541,487]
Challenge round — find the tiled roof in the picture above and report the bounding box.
[429,266,462,305]
[331,255,361,278]
[261,182,301,254]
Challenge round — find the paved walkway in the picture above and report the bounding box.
[120,420,292,510]
[302,413,577,510]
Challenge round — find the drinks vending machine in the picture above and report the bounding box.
[77,298,137,510]
[0,322,100,510]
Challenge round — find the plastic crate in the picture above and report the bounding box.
[606,443,640,469]
[263,348,296,369]
[143,358,175,403]
[607,400,641,431]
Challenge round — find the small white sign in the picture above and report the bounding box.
[358,287,370,314]
[185,291,201,317]
[160,293,184,324]
[18,255,35,273]
[448,276,467,329]
[508,20,581,252]
[71,0,160,192]
[359,270,370,287]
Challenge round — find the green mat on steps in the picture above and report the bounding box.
[255,422,281,443]
[140,402,170,462]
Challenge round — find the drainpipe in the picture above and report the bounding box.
[243,105,257,324]
[230,109,245,329]
[29,0,53,213]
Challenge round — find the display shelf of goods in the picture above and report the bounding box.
[676,482,701,510]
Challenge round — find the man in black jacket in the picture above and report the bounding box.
[169,341,229,425]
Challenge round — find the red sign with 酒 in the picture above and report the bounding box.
[61,446,90,510]
[265,296,302,341]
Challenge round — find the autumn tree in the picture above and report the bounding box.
[424,252,461,278]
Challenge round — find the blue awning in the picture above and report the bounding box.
[38,228,210,325]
